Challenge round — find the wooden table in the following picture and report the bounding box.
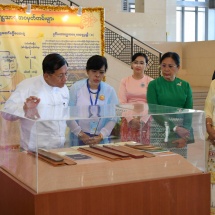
[0,148,210,215]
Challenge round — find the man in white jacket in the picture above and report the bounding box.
[3,53,69,151]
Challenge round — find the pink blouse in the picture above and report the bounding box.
[118,75,153,104]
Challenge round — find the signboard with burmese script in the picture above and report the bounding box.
[0,4,104,105]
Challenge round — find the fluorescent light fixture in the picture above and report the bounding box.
[77,6,82,16]
[26,4,31,15]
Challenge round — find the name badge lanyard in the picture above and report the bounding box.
[87,79,101,106]
[87,79,101,135]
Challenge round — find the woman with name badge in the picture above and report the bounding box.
[69,55,118,146]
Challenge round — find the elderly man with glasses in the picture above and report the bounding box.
[3,53,69,151]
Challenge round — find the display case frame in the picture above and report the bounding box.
[0,103,210,215]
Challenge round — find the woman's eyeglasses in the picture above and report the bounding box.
[161,64,177,69]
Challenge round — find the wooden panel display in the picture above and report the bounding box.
[0,169,210,215]
[0,148,211,215]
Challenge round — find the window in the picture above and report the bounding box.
[176,0,214,42]
[176,7,182,41]
[198,7,206,41]
[129,3,135,12]
[184,7,196,42]
[121,0,138,13]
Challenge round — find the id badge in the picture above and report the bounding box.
[89,105,100,117]
[90,121,97,134]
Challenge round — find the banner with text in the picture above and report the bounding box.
[0,4,104,105]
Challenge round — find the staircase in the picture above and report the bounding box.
[192,87,209,111]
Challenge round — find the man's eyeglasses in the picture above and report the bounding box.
[51,73,68,80]
[161,64,178,69]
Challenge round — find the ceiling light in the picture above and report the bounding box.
[26,4,31,15]
[77,6,82,16]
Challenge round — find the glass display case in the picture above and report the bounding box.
[0,103,206,194]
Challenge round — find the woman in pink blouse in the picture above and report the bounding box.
[118,52,153,144]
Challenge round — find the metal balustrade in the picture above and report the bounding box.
[105,21,161,79]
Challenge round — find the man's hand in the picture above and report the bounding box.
[23,96,40,110]
[24,108,40,120]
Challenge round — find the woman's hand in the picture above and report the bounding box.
[206,119,215,144]
[207,130,215,145]
[129,118,140,130]
[175,126,190,139]
[88,135,103,145]
[172,138,187,148]
[78,132,91,145]
[78,132,103,145]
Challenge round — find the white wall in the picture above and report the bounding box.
[135,0,144,13]
[182,41,215,87]
[105,53,133,93]
[166,0,177,41]
[66,0,176,42]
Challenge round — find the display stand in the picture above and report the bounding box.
[0,104,209,214]
[0,151,210,215]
